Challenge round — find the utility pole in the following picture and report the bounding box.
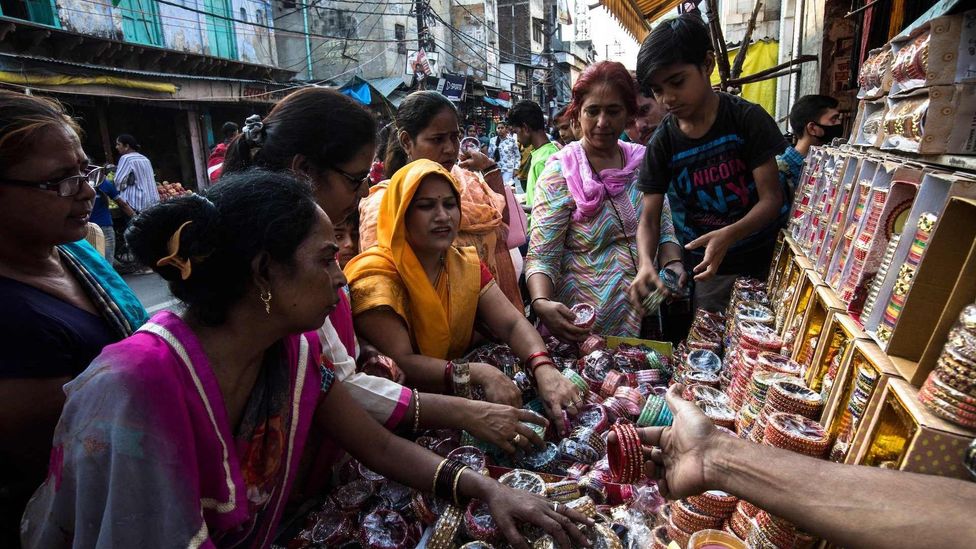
[414,0,431,89]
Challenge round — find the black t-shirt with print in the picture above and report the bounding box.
[639,93,788,271]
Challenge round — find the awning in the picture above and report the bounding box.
[367,76,406,98]
[599,0,683,42]
[339,80,372,106]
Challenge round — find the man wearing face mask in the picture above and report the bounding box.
[778,95,843,194]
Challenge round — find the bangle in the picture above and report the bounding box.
[529,359,557,375]
[524,350,551,367]
[412,389,422,433]
[428,504,463,549]
[453,361,473,400]
[530,296,551,310]
[482,166,500,177]
[608,422,642,483]
[451,464,470,507]
[662,258,683,269]
[432,458,448,495]
[444,361,455,395]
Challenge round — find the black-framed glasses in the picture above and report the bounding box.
[1,166,103,197]
[330,166,370,193]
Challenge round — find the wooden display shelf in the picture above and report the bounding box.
[823,340,903,465]
[806,311,870,395]
[854,377,976,480]
[791,285,846,369]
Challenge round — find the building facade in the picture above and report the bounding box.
[0,0,295,189]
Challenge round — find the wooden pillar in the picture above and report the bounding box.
[187,110,208,191]
[96,99,113,165]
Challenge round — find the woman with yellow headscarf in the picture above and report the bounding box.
[346,159,581,434]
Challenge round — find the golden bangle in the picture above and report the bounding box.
[412,389,422,433]
[451,465,469,508]
[432,458,447,496]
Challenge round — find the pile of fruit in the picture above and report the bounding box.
[157,182,192,201]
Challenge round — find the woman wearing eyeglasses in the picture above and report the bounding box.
[221,90,547,492]
[0,90,148,544]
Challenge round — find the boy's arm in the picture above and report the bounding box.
[629,193,664,311]
[685,158,783,280]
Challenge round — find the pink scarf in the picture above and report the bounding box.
[555,140,645,221]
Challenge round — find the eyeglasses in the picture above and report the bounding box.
[0,166,103,197]
[331,166,370,193]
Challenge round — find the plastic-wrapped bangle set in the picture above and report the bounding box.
[920,304,976,428]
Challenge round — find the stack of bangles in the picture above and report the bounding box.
[524,350,557,376]
[445,361,473,399]
[608,422,643,483]
[432,458,472,508]
[427,504,464,549]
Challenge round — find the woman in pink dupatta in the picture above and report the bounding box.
[22,171,591,549]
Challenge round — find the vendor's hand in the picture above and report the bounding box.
[635,384,719,500]
[533,365,583,436]
[471,362,522,408]
[464,401,548,453]
[685,227,734,281]
[458,148,496,172]
[534,299,589,342]
[628,265,664,314]
[484,483,593,549]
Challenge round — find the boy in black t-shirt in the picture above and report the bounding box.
[629,15,789,313]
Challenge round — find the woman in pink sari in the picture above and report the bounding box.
[21,171,590,549]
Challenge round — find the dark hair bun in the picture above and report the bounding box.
[124,170,319,325]
[126,193,220,282]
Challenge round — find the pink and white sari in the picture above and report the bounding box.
[21,311,330,548]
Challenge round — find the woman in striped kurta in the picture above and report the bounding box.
[525,149,679,338]
[524,61,682,340]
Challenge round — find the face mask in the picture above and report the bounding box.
[813,122,844,143]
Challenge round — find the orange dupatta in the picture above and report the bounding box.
[345,159,481,360]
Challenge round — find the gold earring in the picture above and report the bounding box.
[260,289,272,315]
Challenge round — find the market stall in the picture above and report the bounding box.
[273,7,976,548]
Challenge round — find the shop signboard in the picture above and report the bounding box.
[440,74,466,102]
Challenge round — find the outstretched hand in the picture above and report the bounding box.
[635,384,720,499]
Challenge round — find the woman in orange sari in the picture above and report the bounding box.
[358,91,522,310]
[347,160,580,434]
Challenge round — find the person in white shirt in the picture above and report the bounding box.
[114,134,159,213]
[489,123,522,191]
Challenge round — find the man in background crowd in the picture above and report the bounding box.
[207,121,239,184]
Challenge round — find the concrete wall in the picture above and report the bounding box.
[721,0,782,45]
[56,0,120,40]
[233,0,277,65]
[55,0,277,64]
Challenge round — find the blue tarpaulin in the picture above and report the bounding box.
[483,96,511,108]
[340,81,372,105]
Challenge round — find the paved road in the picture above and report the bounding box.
[123,271,179,314]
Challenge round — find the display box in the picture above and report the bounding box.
[828,340,902,465]
[815,153,863,275]
[857,46,894,100]
[825,159,879,291]
[864,172,976,336]
[882,197,976,371]
[780,266,823,341]
[854,378,976,479]
[850,98,887,147]
[915,239,976,386]
[806,312,870,394]
[767,230,788,295]
[881,84,976,155]
[840,166,922,320]
[791,285,846,369]
[889,10,976,96]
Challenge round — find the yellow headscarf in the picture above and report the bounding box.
[345,159,482,360]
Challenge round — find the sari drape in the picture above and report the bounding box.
[21,311,325,548]
[346,160,482,360]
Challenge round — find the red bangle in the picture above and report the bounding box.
[524,350,551,367]
[530,360,557,374]
[444,361,455,395]
[608,422,642,483]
